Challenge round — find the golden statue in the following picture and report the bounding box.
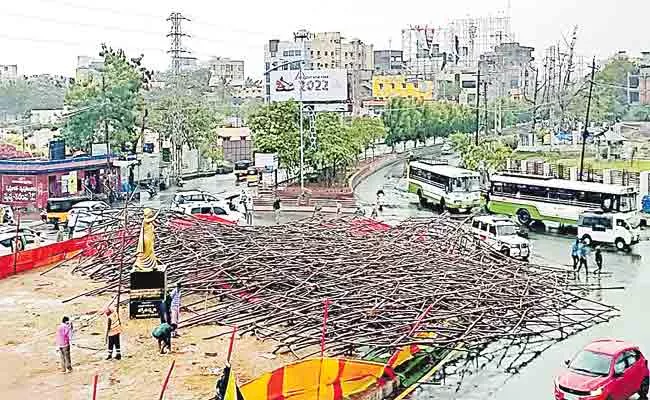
[133,208,160,272]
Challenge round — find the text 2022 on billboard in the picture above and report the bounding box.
[300,79,329,92]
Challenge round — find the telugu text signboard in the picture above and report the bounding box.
[1,175,38,206]
[269,68,348,102]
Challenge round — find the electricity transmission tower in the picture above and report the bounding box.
[166,12,196,183]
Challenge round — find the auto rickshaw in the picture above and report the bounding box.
[246,167,260,187]
[46,196,90,228]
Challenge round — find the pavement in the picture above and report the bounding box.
[353,152,650,400]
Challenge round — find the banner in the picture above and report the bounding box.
[270,69,348,102]
[1,175,38,206]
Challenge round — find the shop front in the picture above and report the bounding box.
[0,156,119,211]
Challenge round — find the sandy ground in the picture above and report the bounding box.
[0,264,296,400]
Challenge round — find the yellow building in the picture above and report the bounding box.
[372,76,433,100]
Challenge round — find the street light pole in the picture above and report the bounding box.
[299,61,305,194]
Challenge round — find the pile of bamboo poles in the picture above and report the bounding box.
[69,209,618,362]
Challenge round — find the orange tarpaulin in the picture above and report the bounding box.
[241,358,389,400]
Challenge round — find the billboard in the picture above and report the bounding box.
[270,69,348,102]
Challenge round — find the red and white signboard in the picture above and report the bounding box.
[1,175,38,206]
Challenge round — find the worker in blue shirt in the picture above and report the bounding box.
[571,239,580,269]
[576,240,589,274]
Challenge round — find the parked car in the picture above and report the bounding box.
[173,201,244,224]
[172,190,222,206]
[215,161,235,175]
[0,227,55,256]
[471,215,530,261]
[234,160,252,170]
[554,338,649,400]
[67,201,111,230]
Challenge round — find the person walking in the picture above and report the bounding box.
[273,197,281,225]
[577,240,589,274]
[152,322,173,354]
[336,201,342,216]
[170,282,182,337]
[56,316,73,373]
[571,239,580,270]
[246,197,254,226]
[594,246,603,274]
[104,308,122,360]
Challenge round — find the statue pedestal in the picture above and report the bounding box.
[129,268,166,319]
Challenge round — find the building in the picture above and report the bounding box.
[76,56,104,81]
[30,109,64,126]
[372,75,433,101]
[402,14,513,79]
[374,50,403,74]
[479,42,535,101]
[0,155,119,209]
[215,127,252,163]
[306,32,373,71]
[0,65,18,81]
[206,57,245,87]
[264,29,373,105]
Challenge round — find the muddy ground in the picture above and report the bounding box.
[0,264,296,400]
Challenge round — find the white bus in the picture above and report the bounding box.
[487,174,639,228]
[407,160,481,213]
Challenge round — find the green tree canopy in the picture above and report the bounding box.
[62,44,151,153]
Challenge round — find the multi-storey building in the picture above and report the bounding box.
[205,57,245,87]
[0,64,18,81]
[479,42,534,101]
[373,50,403,74]
[76,56,104,81]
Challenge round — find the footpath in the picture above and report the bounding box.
[254,140,442,214]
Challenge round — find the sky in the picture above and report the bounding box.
[0,0,648,78]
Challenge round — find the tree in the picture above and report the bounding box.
[567,57,637,124]
[248,101,301,173]
[349,116,386,159]
[62,44,151,153]
[625,105,650,122]
[0,77,66,118]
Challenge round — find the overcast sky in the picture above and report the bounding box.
[1,0,647,78]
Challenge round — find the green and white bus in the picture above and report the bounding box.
[407,160,481,213]
[487,174,639,227]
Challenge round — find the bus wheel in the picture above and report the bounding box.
[582,235,593,246]
[516,209,531,225]
[615,238,626,251]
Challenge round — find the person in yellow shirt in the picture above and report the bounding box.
[104,308,122,360]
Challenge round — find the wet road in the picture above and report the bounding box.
[354,157,650,400]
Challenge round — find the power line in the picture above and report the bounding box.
[26,0,269,37]
[1,10,264,49]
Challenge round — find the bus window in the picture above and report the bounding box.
[472,220,480,228]
[489,225,497,235]
[617,194,635,212]
[480,222,488,231]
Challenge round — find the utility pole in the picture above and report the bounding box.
[475,68,481,145]
[102,75,110,172]
[483,81,488,135]
[579,57,596,182]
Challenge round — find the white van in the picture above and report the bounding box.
[471,215,530,261]
[577,211,640,251]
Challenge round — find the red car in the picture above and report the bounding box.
[554,339,649,400]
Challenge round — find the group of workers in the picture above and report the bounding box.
[55,282,183,373]
[571,239,604,274]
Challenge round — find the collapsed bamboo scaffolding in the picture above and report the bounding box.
[70,209,618,367]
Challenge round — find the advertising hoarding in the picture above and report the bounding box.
[270,69,348,102]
